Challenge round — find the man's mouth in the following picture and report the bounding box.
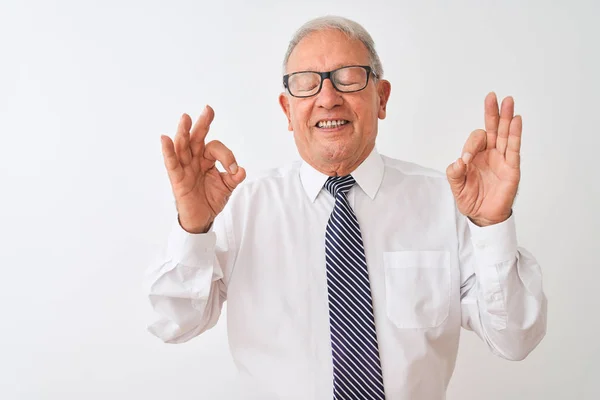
[316,120,349,129]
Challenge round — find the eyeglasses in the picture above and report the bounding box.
[283,65,377,98]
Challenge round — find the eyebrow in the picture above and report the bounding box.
[288,63,366,73]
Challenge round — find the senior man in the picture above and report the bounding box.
[146,16,547,400]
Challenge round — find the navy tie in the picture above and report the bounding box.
[324,175,386,399]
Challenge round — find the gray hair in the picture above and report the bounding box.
[282,16,384,78]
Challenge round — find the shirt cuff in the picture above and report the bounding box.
[166,217,217,267]
[467,212,518,263]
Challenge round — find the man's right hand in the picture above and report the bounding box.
[160,105,246,234]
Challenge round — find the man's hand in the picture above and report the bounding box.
[446,92,521,227]
[161,105,246,233]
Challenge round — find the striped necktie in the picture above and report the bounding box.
[324,175,386,399]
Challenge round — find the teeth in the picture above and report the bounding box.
[317,120,347,128]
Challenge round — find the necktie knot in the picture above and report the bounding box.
[325,175,356,197]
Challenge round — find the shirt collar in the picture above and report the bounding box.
[299,147,385,203]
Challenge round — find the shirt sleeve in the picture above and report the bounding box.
[458,210,548,360]
[143,209,235,344]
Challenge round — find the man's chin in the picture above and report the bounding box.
[317,145,356,164]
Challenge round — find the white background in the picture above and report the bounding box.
[1,0,599,399]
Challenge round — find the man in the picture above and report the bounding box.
[146,16,547,400]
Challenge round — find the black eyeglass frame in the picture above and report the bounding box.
[283,65,378,98]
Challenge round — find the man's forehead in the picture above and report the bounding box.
[286,29,370,73]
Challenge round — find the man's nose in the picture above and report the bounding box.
[315,78,343,109]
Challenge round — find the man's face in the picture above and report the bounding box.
[279,29,391,173]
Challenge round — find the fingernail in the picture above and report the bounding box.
[201,105,208,117]
[453,159,460,170]
[462,152,472,164]
[229,163,238,174]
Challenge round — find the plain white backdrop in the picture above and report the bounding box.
[1,0,599,399]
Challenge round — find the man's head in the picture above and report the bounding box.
[279,16,391,176]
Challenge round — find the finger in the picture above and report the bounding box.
[160,135,184,183]
[190,105,216,156]
[174,114,193,166]
[446,157,467,195]
[203,140,240,175]
[461,129,487,165]
[484,92,499,150]
[496,96,515,156]
[506,115,522,168]
[220,166,247,191]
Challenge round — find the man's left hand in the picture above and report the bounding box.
[446,92,521,227]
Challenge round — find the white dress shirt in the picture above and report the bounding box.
[145,148,547,400]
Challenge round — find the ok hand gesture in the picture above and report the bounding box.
[161,106,246,233]
[446,93,522,227]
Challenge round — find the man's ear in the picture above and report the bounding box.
[278,93,293,131]
[377,80,392,120]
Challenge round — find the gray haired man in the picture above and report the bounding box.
[147,16,547,400]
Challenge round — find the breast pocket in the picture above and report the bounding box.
[383,251,451,329]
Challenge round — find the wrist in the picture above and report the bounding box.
[177,214,213,234]
[468,210,512,227]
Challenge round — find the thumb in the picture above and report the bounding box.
[221,166,247,191]
[446,157,467,194]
